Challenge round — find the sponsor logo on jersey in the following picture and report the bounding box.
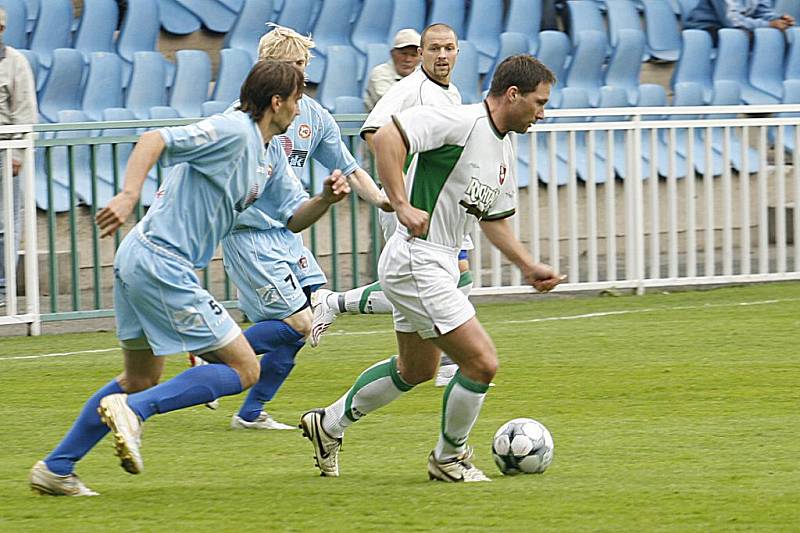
[256,284,280,305]
[460,177,500,219]
[298,124,312,139]
[278,135,293,157]
[288,149,309,168]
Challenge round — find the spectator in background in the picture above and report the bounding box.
[686,0,795,41]
[0,7,37,307]
[363,29,421,112]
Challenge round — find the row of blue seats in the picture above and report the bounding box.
[673,27,800,105]
[27,48,251,124]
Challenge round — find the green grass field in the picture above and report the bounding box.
[1,283,799,531]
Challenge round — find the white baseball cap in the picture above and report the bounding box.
[393,28,421,49]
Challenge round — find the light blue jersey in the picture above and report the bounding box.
[115,110,297,355]
[224,95,360,320]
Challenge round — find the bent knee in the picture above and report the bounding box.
[122,375,160,393]
[462,353,498,385]
[284,308,313,339]
[235,358,260,389]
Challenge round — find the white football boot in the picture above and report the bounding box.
[29,461,99,496]
[427,447,491,482]
[299,409,342,477]
[310,289,338,348]
[98,393,144,475]
[230,411,297,430]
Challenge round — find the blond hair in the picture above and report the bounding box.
[257,24,315,63]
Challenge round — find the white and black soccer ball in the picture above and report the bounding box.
[491,418,554,475]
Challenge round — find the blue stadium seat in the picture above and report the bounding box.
[48,110,118,208]
[275,0,315,35]
[362,42,390,94]
[17,49,39,88]
[211,48,253,105]
[708,80,759,174]
[316,45,360,112]
[223,0,275,63]
[535,30,571,103]
[98,107,158,206]
[590,86,630,182]
[38,48,85,123]
[125,51,168,119]
[388,0,426,37]
[73,0,118,62]
[23,0,37,33]
[714,28,779,104]
[169,50,212,118]
[117,0,160,67]
[505,0,542,53]
[787,28,800,81]
[28,0,72,69]
[176,0,239,33]
[351,0,393,56]
[671,29,714,103]
[334,95,365,132]
[749,28,786,100]
[466,0,504,74]
[82,52,124,121]
[637,83,689,178]
[566,1,607,52]
[770,80,800,155]
[160,0,202,35]
[641,0,681,62]
[428,0,466,38]
[482,32,530,91]
[451,40,480,104]
[0,0,28,49]
[149,106,181,119]
[604,28,646,105]
[671,81,723,175]
[305,0,356,84]
[606,0,649,61]
[565,30,606,106]
[201,100,229,116]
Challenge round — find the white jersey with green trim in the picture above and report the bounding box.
[360,67,461,138]
[392,102,517,250]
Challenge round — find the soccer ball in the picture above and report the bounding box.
[491,418,554,475]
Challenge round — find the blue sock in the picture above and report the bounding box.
[237,320,305,422]
[127,364,243,421]
[45,379,124,475]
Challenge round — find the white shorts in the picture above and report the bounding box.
[378,210,474,251]
[378,231,476,339]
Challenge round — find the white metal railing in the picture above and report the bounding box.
[470,104,800,294]
[0,124,40,333]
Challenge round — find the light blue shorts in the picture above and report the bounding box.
[114,229,241,356]
[222,227,327,322]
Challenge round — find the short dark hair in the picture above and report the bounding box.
[488,54,556,97]
[420,23,457,47]
[239,60,304,122]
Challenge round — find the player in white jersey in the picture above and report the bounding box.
[203,25,391,430]
[300,55,566,482]
[29,61,350,496]
[310,23,469,386]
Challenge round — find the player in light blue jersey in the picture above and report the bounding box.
[30,60,350,496]
[206,25,391,430]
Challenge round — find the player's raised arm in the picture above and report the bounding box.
[346,167,392,211]
[373,120,428,237]
[95,130,165,237]
[479,217,565,293]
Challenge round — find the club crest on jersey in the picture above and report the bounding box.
[499,164,507,185]
[298,124,312,139]
[298,256,309,269]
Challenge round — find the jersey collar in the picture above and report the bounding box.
[483,100,506,140]
[421,66,450,89]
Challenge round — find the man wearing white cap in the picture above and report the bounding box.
[363,28,421,111]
